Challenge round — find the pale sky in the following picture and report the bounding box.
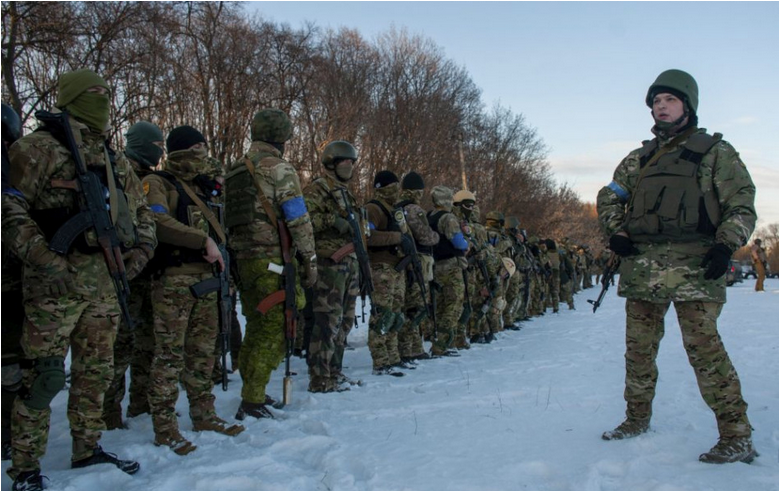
[249,1,779,227]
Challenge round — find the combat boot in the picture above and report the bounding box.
[12,469,45,491]
[699,436,758,464]
[372,365,404,377]
[235,400,274,420]
[192,416,245,436]
[71,445,140,474]
[601,419,650,440]
[308,376,335,393]
[154,429,197,456]
[103,412,127,430]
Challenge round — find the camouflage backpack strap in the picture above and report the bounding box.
[243,157,280,225]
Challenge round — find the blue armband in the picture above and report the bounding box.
[450,232,469,250]
[150,204,168,214]
[489,236,498,246]
[368,222,376,231]
[281,196,307,221]
[607,181,630,203]
[3,187,25,199]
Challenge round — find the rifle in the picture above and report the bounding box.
[395,231,435,329]
[40,110,133,329]
[189,203,232,391]
[339,188,376,319]
[256,219,297,406]
[588,252,619,313]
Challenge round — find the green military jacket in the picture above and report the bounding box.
[597,127,756,302]
[303,173,360,259]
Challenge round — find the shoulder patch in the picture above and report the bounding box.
[143,181,150,195]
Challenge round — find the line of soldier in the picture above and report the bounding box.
[1,69,600,491]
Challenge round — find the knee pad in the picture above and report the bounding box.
[371,309,395,335]
[24,357,66,410]
[390,312,405,333]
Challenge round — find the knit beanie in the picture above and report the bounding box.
[373,170,399,189]
[166,125,206,153]
[401,172,425,190]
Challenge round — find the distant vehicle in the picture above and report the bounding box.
[726,260,743,286]
[743,262,779,279]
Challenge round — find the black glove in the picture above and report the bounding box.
[400,234,416,256]
[700,243,732,280]
[609,234,640,257]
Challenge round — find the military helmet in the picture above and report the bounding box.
[2,103,22,144]
[251,108,293,143]
[321,140,357,168]
[502,257,516,277]
[453,189,476,204]
[486,210,505,223]
[646,69,699,114]
[430,185,454,208]
[505,216,520,230]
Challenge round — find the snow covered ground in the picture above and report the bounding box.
[2,278,778,491]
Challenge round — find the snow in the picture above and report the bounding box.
[2,278,778,491]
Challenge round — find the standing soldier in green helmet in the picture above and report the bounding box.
[597,69,757,464]
[102,121,165,430]
[485,211,512,336]
[427,186,469,356]
[143,125,243,455]
[396,172,440,363]
[3,69,155,489]
[542,239,561,313]
[225,109,317,416]
[302,140,362,392]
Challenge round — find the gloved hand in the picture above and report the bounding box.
[27,240,76,298]
[333,215,353,236]
[609,234,640,257]
[48,260,76,298]
[301,254,318,288]
[700,243,732,280]
[400,234,416,256]
[124,244,154,281]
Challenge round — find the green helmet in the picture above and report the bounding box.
[251,108,293,143]
[486,210,505,224]
[321,140,358,168]
[646,69,698,114]
[505,216,520,230]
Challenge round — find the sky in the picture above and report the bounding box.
[248,1,779,228]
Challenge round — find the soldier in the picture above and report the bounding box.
[485,211,513,334]
[302,140,362,392]
[502,217,526,329]
[506,219,534,323]
[102,121,164,430]
[143,125,244,456]
[396,172,440,363]
[3,69,155,489]
[2,103,24,461]
[557,240,575,310]
[365,171,410,375]
[542,239,561,313]
[597,69,757,463]
[581,245,594,289]
[224,109,317,417]
[427,186,469,356]
[749,238,767,292]
[466,203,501,343]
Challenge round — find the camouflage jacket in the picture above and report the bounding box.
[487,226,514,258]
[225,141,315,261]
[432,207,468,270]
[597,127,756,302]
[303,173,360,258]
[398,190,439,251]
[366,191,404,266]
[3,114,156,300]
[142,150,222,274]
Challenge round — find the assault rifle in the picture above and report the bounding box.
[189,203,232,391]
[339,188,376,320]
[40,110,133,329]
[395,230,435,329]
[588,252,619,313]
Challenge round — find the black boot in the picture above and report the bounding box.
[71,446,140,475]
[235,400,274,420]
[12,469,45,491]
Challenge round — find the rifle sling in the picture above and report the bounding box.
[243,157,280,226]
[176,178,226,245]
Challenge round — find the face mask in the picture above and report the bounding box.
[190,145,209,160]
[67,92,111,133]
[335,160,354,181]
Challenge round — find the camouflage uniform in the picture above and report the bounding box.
[558,245,575,310]
[365,179,407,371]
[3,103,155,478]
[303,173,361,391]
[397,188,439,360]
[143,139,241,451]
[427,187,469,355]
[542,241,561,312]
[597,70,757,460]
[467,210,501,342]
[485,214,512,333]
[225,113,315,415]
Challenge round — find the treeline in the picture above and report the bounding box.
[2,1,601,246]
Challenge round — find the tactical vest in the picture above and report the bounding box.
[367,199,402,254]
[427,210,463,261]
[30,124,136,254]
[223,151,277,230]
[396,198,433,256]
[626,132,722,243]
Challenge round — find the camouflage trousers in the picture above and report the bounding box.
[308,255,359,381]
[503,271,522,327]
[431,260,465,355]
[8,291,119,478]
[2,280,25,451]
[149,272,219,435]
[624,299,751,438]
[560,278,575,309]
[546,272,560,312]
[368,263,405,370]
[582,270,594,289]
[235,258,304,404]
[467,266,486,338]
[103,276,155,422]
[528,274,544,316]
[400,272,431,358]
